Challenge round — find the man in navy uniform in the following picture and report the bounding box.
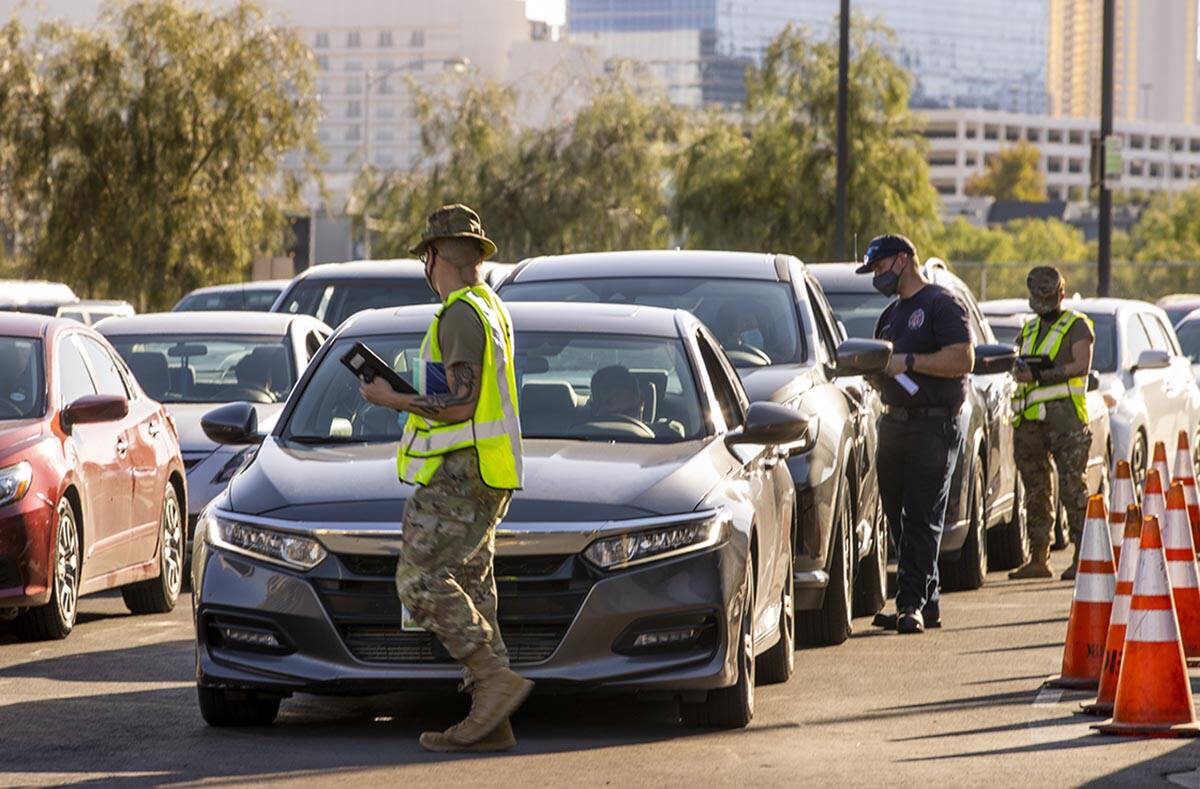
[859,234,974,634]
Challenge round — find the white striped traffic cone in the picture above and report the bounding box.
[1143,468,1167,533]
[1108,459,1135,566]
[1153,441,1172,506]
[1082,503,1143,716]
[1164,481,1200,665]
[1172,430,1200,556]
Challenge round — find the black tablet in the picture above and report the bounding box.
[341,342,417,395]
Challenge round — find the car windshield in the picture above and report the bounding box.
[276,278,439,328]
[821,291,894,339]
[284,332,706,444]
[1080,313,1118,373]
[0,337,44,419]
[991,323,1023,345]
[175,288,281,312]
[1164,306,1198,328]
[501,278,805,367]
[1176,321,1200,364]
[108,334,295,404]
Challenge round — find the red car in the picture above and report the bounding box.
[0,314,187,640]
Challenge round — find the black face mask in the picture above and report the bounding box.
[872,257,903,297]
[424,252,437,295]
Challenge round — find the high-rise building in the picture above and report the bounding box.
[566,0,1049,113]
[1047,0,1198,124]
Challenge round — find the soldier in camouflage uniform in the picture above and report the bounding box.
[360,205,528,752]
[1008,267,1095,581]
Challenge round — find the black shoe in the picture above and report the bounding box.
[898,610,925,634]
[872,609,942,630]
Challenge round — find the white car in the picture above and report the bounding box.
[1077,298,1200,487]
[1173,308,1200,388]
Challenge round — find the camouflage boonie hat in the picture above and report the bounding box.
[1027,266,1065,312]
[409,204,498,261]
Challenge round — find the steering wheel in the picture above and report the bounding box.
[576,414,656,440]
[220,385,276,404]
[0,398,25,418]
[726,346,772,367]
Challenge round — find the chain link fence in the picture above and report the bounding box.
[946,261,1200,303]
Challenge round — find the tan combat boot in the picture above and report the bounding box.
[419,646,532,750]
[1008,542,1053,580]
[419,677,517,753]
[1060,542,1081,581]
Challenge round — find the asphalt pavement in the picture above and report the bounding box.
[1,549,1198,788]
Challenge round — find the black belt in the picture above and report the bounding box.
[884,405,957,421]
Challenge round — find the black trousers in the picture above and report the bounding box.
[876,412,963,615]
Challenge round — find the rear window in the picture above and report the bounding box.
[108,334,294,404]
[276,278,438,328]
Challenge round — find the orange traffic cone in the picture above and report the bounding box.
[1153,441,1171,503]
[1143,468,1167,532]
[1082,503,1143,716]
[1048,495,1116,689]
[1094,515,1200,737]
[1173,430,1200,554]
[1109,460,1135,566]
[1164,481,1200,665]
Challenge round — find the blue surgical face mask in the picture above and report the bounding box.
[740,329,765,349]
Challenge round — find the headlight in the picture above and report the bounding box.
[203,512,326,570]
[212,447,256,485]
[0,462,32,507]
[584,510,732,571]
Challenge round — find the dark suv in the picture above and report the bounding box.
[810,260,1027,588]
[499,250,892,645]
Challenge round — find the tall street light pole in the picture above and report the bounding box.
[1098,0,1114,296]
[834,0,850,261]
[360,56,469,260]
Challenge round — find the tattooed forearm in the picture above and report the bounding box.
[404,362,481,421]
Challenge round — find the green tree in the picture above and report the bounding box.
[1128,189,1200,262]
[0,0,322,309]
[964,141,1047,202]
[357,66,680,261]
[673,18,941,259]
[1005,218,1089,263]
[928,219,1015,263]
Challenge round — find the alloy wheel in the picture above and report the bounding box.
[55,501,79,627]
[839,498,853,632]
[161,493,184,599]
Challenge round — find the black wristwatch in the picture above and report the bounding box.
[905,353,915,374]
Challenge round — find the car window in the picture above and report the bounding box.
[58,337,98,406]
[176,288,283,312]
[1147,314,1181,355]
[1178,320,1200,364]
[277,279,439,328]
[1124,313,1154,364]
[820,290,894,340]
[694,330,745,431]
[106,334,295,404]
[1081,312,1118,373]
[77,335,131,398]
[0,337,45,419]
[803,278,838,363]
[502,277,807,367]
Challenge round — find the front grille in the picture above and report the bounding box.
[0,557,21,590]
[315,554,596,665]
[337,552,569,579]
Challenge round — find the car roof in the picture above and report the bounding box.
[979,298,1031,316]
[94,311,308,336]
[0,280,79,307]
[806,263,865,290]
[1074,297,1163,316]
[341,301,689,339]
[1158,294,1200,306]
[511,250,792,283]
[291,260,425,282]
[185,280,290,296]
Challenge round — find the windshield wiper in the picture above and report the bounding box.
[285,434,364,445]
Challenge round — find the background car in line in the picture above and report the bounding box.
[173,280,291,313]
[270,260,513,330]
[812,261,1067,587]
[0,281,79,317]
[1156,294,1200,329]
[1173,308,1200,388]
[97,312,331,542]
[499,250,892,646]
[191,301,831,728]
[56,300,136,326]
[1077,298,1200,488]
[980,300,1035,346]
[0,314,187,640]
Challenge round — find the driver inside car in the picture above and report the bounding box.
[715,303,771,364]
[585,365,684,439]
[0,341,35,416]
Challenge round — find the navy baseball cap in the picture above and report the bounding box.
[855,234,917,274]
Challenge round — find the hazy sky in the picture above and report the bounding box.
[525,0,565,26]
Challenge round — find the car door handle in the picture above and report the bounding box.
[116,438,129,456]
[762,448,787,469]
[147,421,161,438]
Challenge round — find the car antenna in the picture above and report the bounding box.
[853,233,858,263]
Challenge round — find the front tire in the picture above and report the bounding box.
[16,498,80,641]
[682,554,755,728]
[797,475,853,646]
[989,473,1028,571]
[942,463,987,591]
[756,547,794,685]
[122,485,183,615]
[197,686,281,727]
[853,500,888,617]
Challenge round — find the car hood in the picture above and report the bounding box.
[0,419,46,464]
[167,402,285,454]
[224,436,732,524]
[738,363,816,404]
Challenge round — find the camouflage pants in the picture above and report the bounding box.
[1014,401,1092,548]
[395,449,512,664]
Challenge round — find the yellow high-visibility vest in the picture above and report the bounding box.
[1012,309,1091,427]
[397,284,523,489]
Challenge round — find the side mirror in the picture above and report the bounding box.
[973,343,1018,376]
[201,402,263,445]
[727,402,810,447]
[1087,370,1101,392]
[831,338,892,378]
[61,395,128,432]
[1132,349,1171,372]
